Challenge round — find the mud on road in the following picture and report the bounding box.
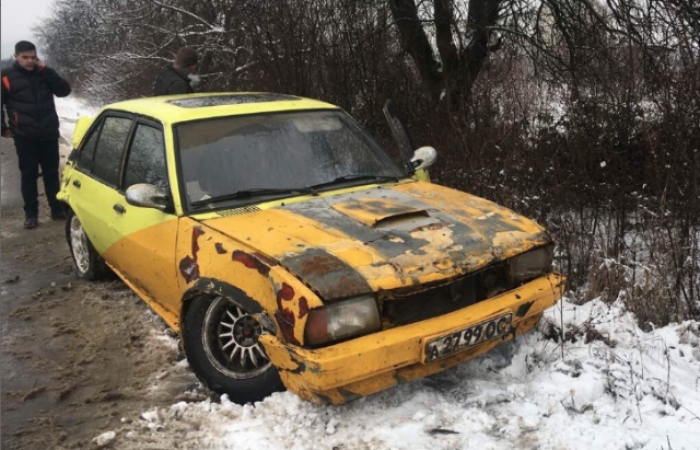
[1,139,201,449]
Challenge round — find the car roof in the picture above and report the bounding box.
[102,92,341,125]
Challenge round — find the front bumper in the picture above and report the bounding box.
[260,273,565,404]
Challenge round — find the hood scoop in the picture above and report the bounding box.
[332,198,436,229]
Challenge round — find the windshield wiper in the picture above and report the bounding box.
[190,187,314,208]
[191,176,400,209]
[306,174,400,192]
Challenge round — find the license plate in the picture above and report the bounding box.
[423,313,513,363]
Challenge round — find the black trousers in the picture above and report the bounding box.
[14,136,61,218]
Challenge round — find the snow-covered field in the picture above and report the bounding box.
[56,97,700,450]
[109,299,699,450]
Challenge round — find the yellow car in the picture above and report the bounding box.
[58,93,564,405]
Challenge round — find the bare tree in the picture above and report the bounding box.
[387,0,503,108]
[35,0,700,324]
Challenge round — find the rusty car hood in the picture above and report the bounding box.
[202,181,552,298]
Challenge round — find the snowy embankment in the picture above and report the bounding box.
[56,97,700,450]
[56,96,100,158]
[120,300,700,450]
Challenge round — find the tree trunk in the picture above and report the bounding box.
[387,0,502,109]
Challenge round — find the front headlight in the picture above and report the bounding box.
[508,245,554,284]
[304,295,381,346]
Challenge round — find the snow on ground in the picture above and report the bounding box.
[54,97,700,450]
[110,299,699,450]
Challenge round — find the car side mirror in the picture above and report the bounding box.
[125,183,170,211]
[411,146,437,172]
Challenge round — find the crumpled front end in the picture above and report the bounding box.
[259,273,565,404]
[201,180,563,395]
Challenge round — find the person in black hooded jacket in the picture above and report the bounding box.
[153,47,199,96]
[1,41,72,229]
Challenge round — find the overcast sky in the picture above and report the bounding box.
[1,0,56,59]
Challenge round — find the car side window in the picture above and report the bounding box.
[123,124,167,189]
[77,120,102,172]
[92,117,132,186]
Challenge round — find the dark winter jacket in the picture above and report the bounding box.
[153,65,194,96]
[1,62,71,140]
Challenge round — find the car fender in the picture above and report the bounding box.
[180,277,271,331]
[175,220,324,346]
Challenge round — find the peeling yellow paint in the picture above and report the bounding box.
[477,211,498,220]
[493,230,542,249]
[332,198,426,227]
[59,93,564,405]
[260,273,564,404]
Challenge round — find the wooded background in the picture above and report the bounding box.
[37,0,700,325]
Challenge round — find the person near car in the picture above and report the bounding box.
[1,40,72,229]
[153,47,200,96]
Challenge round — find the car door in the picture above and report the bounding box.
[101,119,181,322]
[67,113,133,257]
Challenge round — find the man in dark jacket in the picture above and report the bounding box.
[154,47,199,96]
[1,41,72,229]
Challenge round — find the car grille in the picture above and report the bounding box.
[380,262,512,328]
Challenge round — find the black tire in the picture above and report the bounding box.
[183,295,285,404]
[65,208,108,280]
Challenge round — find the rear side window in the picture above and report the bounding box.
[92,117,132,186]
[77,121,102,172]
[123,125,167,189]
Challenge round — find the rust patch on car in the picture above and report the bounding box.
[215,243,227,254]
[277,283,295,301]
[178,256,198,283]
[300,252,347,276]
[232,250,271,276]
[179,227,205,284]
[274,283,300,345]
[281,249,373,301]
[298,297,309,318]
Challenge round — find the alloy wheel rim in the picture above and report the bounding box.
[202,296,271,379]
[69,216,90,274]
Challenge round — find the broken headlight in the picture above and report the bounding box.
[508,245,554,284]
[304,295,381,346]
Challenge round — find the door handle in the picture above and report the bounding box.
[113,204,126,214]
[72,180,81,188]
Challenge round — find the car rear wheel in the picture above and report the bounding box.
[183,295,284,404]
[65,209,107,280]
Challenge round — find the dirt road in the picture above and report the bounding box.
[1,137,200,449]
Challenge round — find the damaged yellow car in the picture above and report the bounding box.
[58,93,564,405]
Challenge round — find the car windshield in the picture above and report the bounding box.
[176,110,406,209]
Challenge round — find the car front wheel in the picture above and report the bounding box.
[65,209,107,280]
[183,295,284,404]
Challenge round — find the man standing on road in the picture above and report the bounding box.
[1,41,72,229]
[153,47,199,96]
